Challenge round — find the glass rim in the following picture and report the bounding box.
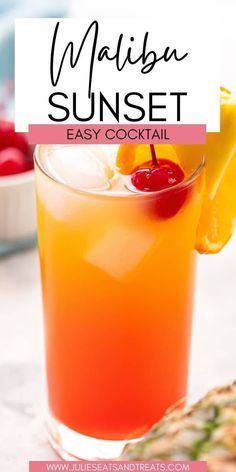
[34,144,205,201]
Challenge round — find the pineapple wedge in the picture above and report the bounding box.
[121,381,236,471]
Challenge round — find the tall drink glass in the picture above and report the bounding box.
[34,144,204,460]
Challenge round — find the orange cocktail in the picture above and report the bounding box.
[35,144,204,459]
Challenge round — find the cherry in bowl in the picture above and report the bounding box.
[0,120,33,177]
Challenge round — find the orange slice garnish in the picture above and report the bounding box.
[173,88,236,254]
[196,189,234,254]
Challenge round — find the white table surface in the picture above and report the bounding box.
[0,235,236,471]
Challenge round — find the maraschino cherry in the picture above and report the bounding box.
[0,120,33,176]
[0,147,29,176]
[0,120,29,155]
[131,145,188,218]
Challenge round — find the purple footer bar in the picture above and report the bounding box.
[29,461,207,472]
[28,124,206,145]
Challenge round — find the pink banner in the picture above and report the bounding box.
[29,461,207,472]
[28,124,206,145]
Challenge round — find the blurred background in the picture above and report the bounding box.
[0,1,236,471]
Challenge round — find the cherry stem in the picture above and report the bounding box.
[150,144,158,167]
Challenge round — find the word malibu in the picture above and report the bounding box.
[49,21,188,123]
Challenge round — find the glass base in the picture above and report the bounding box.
[48,416,141,460]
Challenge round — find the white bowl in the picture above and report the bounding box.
[0,169,36,253]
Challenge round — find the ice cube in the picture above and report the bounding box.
[84,224,158,279]
[44,145,114,191]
